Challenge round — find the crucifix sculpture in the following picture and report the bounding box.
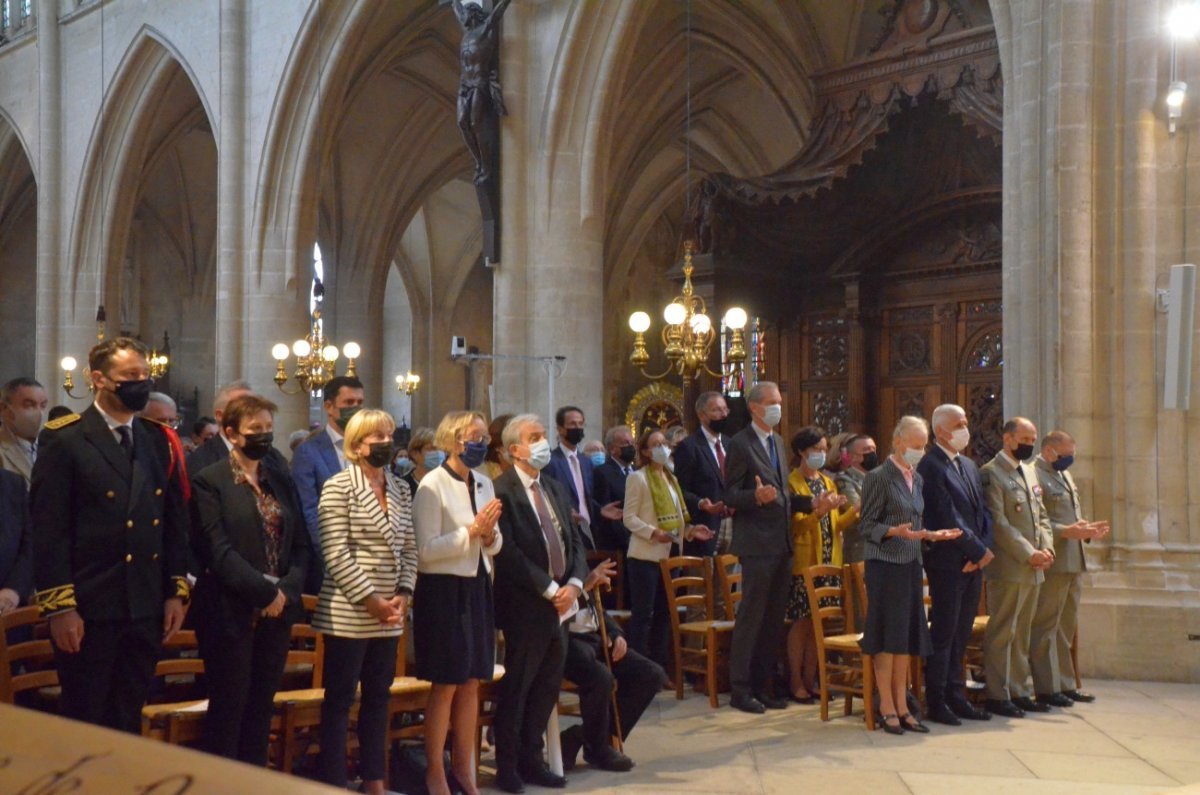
[449,0,512,265]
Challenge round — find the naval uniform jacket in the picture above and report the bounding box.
[30,405,191,619]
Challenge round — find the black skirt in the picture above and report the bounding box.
[860,558,931,657]
[413,558,495,684]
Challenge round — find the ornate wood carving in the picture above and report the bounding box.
[897,388,926,417]
[964,328,1003,370]
[966,381,1003,463]
[890,329,933,373]
[812,390,850,435]
[624,382,684,437]
[811,334,849,378]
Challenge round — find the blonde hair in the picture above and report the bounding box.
[892,415,929,447]
[434,410,487,455]
[343,409,396,464]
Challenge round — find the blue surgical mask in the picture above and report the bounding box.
[423,450,447,470]
[525,438,552,470]
[806,452,826,471]
[589,452,606,467]
[761,404,781,427]
[460,440,488,469]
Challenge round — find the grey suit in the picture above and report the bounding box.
[722,424,812,699]
[1030,457,1086,694]
[0,425,34,487]
[980,452,1054,701]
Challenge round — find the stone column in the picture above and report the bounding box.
[35,0,62,389]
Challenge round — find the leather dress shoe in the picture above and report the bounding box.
[1063,689,1096,703]
[730,694,766,714]
[756,692,788,710]
[584,745,635,772]
[949,701,992,721]
[519,764,567,789]
[1037,692,1074,708]
[495,768,525,794]
[559,725,583,772]
[926,703,962,726]
[1013,696,1051,713]
[986,699,1026,718]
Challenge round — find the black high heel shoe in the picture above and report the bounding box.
[899,713,930,733]
[881,713,904,735]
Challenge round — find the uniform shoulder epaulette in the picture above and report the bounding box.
[43,413,81,431]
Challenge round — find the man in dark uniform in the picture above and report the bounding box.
[31,337,191,733]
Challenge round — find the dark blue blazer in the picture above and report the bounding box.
[591,458,631,552]
[545,444,599,522]
[917,444,992,570]
[672,429,726,534]
[291,428,341,547]
[0,469,32,603]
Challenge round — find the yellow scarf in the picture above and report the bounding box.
[646,467,690,533]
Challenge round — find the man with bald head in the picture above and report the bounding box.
[979,416,1056,718]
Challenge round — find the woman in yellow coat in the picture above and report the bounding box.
[786,426,851,702]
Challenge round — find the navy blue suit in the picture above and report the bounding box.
[672,429,726,557]
[545,445,598,549]
[290,428,342,591]
[917,444,993,708]
[0,469,32,604]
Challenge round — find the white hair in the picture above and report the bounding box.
[502,413,543,461]
[892,415,929,445]
[213,380,254,414]
[747,381,779,405]
[931,403,966,431]
[147,391,176,412]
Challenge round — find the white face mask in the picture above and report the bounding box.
[902,447,925,467]
[948,427,970,453]
[524,438,552,470]
[7,407,43,441]
[650,445,672,466]
[760,404,782,428]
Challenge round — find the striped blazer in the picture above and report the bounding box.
[313,463,418,638]
[859,457,925,565]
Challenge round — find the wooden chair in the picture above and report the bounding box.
[714,553,742,621]
[140,629,206,744]
[843,561,867,635]
[0,606,58,705]
[271,594,336,774]
[659,556,733,708]
[805,564,874,730]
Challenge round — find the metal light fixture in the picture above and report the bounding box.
[627,241,748,387]
[270,313,360,396]
[394,372,421,396]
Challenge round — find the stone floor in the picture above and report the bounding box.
[521,680,1200,794]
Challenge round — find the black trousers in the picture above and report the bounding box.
[925,566,983,707]
[564,631,666,753]
[318,634,399,786]
[729,553,791,697]
[197,615,291,765]
[626,558,670,668]
[54,615,161,733]
[496,620,566,774]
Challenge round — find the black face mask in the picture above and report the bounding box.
[335,406,361,431]
[860,451,880,472]
[1013,442,1035,461]
[564,427,585,446]
[111,378,154,412]
[617,444,637,465]
[708,416,730,435]
[366,442,394,469]
[241,432,274,461]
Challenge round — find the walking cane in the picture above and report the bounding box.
[591,584,625,752]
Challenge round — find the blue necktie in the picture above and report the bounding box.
[768,434,779,474]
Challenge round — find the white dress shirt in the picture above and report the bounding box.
[94,400,134,445]
[326,423,347,469]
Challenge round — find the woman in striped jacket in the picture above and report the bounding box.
[313,409,418,794]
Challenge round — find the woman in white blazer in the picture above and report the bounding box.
[623,427,712,669]
[313,409,418,795]
[413,410,503,795]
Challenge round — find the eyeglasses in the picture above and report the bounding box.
[463,434,492,446]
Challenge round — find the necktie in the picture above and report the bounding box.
[767,434,779,476]
[569,453,591,523]
[1060,471,1079,515]
[954,457,978,505]
[116,425,133,459]
[715,438,726,480]
[530,481,566,579]
[28,441,36,466]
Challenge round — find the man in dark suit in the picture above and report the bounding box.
[0,468,32,614]
[722,382,827,713]
[560,558,665,773]
[291,375,365,550]
[545,405,620,551]
[31,337,191,733]
[918,404,995,725]
[185,379,255,477]
[493,413,589,793]
[590,424,635,553]
[673,391,731,557]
